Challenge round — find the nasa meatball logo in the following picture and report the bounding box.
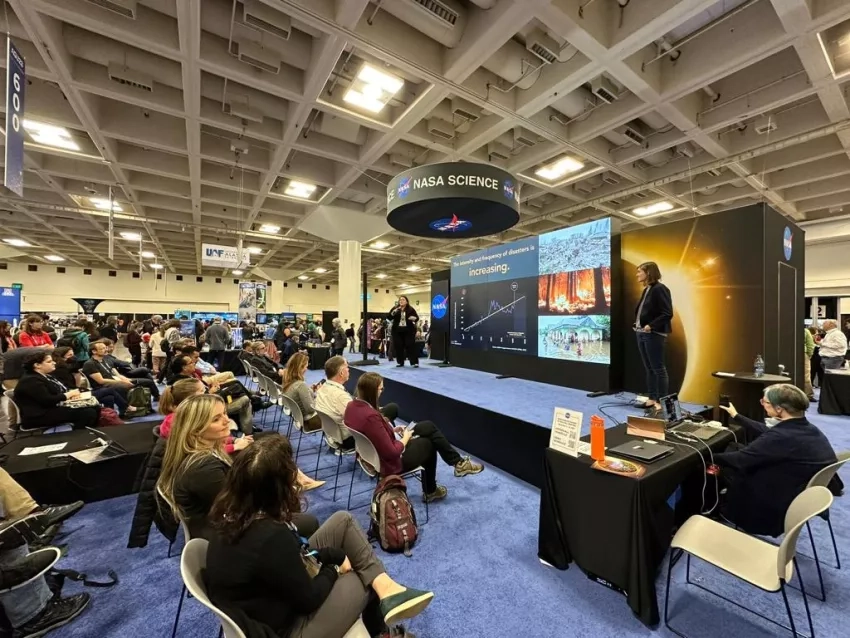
[431,294,447,319]
[503,179,514,200]
[397,177,412,199]
[783,226,793,260]
[429,214,472,233]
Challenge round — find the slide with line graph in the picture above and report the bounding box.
[451,277,536,353]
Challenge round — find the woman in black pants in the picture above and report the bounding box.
[12,351,99,431]
[344,372,484,503]
[387,296,419,368]
[634,261,674,417]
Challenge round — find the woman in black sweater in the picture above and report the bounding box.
[205,435,434,638]
[387,296,419,368]
[633,261,674,416]
[12,351,99,431]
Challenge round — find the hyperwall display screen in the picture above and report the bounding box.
[450,218,612,365]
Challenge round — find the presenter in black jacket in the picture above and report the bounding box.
[13,351,100,431]
[388,295,420,367]
[634,262,674,415]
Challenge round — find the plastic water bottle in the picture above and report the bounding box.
[754,354,765,378]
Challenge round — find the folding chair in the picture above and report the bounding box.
[664,486,833,638]
[4,391,65,438]
[346,429,429,524]
[314,410,357,501]
[280,394,322,460]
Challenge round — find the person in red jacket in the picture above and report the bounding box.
[344,372,484,503]
[17,315,53,348]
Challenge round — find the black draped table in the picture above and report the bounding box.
[537,423,736,626]
[819,370,850,415]
[307,345,331,370]
[200,349,245,376]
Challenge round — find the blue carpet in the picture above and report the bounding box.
[41,369,850,638]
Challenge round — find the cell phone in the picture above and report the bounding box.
[719,394,730,407]
[407,421,417,430]
[319,379,326,385]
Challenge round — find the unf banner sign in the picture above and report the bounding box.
[201,243,251,268]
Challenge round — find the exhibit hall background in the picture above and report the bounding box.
[620,204,804,406]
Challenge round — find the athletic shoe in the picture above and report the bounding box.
[0,547,61,593]
[0,513,52,548]
[454,457,484,477]
[37,502,84,529]
[357,455,378,478]
[13,592,90,638]
[422,485,447,503]
[379,588,434,626]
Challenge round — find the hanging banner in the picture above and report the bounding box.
[238,282,267,322]
[202,243,251,268]
[5,39,26,197]
[73,298,105,314]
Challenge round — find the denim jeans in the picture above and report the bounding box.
[821,355,845,371]
[636,331,669,401]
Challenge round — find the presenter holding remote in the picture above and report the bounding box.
[634,262,673,417]
[388,295,420,368]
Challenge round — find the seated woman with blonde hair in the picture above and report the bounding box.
[282,351,322,433]
[156,394,321,540]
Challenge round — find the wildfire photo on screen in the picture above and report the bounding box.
[538,267,611,315]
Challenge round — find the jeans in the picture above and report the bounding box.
[821,355,845,371]
[93,386,128,413]
[636,331,669,401]
[401,420,463,493]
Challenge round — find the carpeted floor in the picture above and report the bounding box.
[39,366,850,638]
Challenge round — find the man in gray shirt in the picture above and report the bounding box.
[204,317,231,370]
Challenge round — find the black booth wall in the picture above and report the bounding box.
[429,270,450,361]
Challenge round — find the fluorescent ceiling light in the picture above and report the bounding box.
[535,156,585,181]
[314,268,328,273]
[44,255,65,262]
[140,251,156,259]
[89,197,122,212]
[399,283,409,288]
[150,263,164,270]
[120,231,142,241]
[259,224,280,234]
[232,269,244,275]
[247,246,262,254]
[405,265,422,271]
[3,238,31,247]
[297,275,310,281]
[375,273,388,279]
[284,181,317,199]
[22,120,81,151]
[370,241,390,249]
[632,201,674,216]
[343,63,404,114]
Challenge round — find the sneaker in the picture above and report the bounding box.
[0,547,61,593]
[423,485,447,503]
[0,513,53,548]
[13,592,90,638]
[36,502,84,529]
[454,456,484,477]
[379,588,434,626]
[357,455,377,478]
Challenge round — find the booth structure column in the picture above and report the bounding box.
[338,241,362,328]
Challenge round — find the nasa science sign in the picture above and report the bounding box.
[201,243,251,269]
[386,162,520,239]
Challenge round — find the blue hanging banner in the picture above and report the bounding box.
[4,39,25,197]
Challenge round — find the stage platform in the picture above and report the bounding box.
[346,355,710,487]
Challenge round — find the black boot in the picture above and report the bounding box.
[13,593,90,638]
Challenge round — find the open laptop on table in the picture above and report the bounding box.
[68,427,129,465]
[660,394,723,441]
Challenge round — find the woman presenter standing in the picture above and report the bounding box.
[634,262,674,417]
[388,295,420,368]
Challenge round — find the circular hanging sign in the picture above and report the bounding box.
[386,162,520,238]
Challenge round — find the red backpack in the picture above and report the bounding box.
[368,475,419,556]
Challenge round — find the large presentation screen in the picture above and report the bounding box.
[450,218,612,365]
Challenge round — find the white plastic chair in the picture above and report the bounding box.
[664,486,834,638]
[156,485,192,638]
[181,539,370,638]
[314,410,357,501]
[281,394,323,460]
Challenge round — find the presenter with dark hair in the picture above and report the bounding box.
[388,295,419,368]
[634,261,673,416]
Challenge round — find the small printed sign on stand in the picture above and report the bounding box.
[549,407,583,457]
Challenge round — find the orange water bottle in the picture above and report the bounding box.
[590,415,605,461]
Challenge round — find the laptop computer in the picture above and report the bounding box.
[608,440,674,464]
[660,394,723,441]
[69,428,129,465]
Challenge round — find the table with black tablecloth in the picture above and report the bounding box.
[537,424,736,626]
[819,370,850,415]
[200,349,245,376]
[711,371,789,429]
[306,345,331,370]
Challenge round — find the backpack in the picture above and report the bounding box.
[56,331,84,357]
[368,475,418,556]
[127,386,153,416]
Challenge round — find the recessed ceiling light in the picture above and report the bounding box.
[247,246,262,254]
[535,156,585,181]
[22,120,80,151]
[232,269,244,275]
[259,224,280,234]
[405,265,422,271]
[314,267,328,273]
[632,201,674,216]
[89,197,122,212]
[120,231,142,241]
[370,241,390,249]
[399,283,409,288]
[3,238,31,247]
[297,275,310,281]
[44,255,65,262]
[140,251,156,259]
[150,263,164,270]
[284,181,317,199]
[375,273,388,279]
[343,63,404,113]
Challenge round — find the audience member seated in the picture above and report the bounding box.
[12,351,100,431]
[205,435,433,638]
[81,342,145,418]
[53,346,134,417]
[243,340,285,382]
[0,468,88,637]
[316,356,398,452]
[167,355,254,435]
[717,383,839,536]
[179,345,236,385]
[55,319,91,363]
[17,315,53,349]
[99,339,161,400]
[282,351,323,433]
[156,394,319,541]
[345,372,483,503]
